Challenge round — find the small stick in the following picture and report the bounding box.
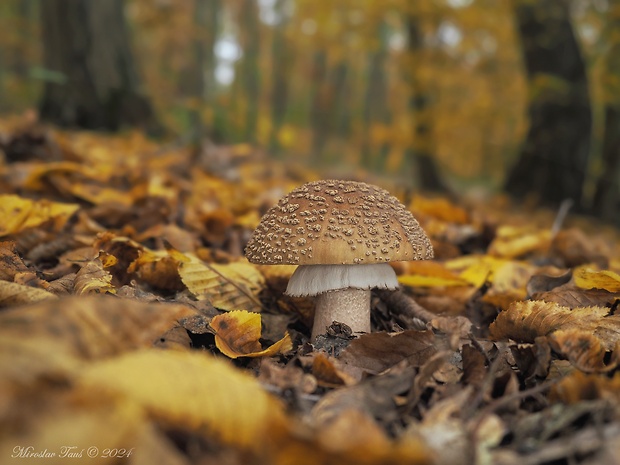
[376,289,437,323]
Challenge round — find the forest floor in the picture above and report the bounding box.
[1,117,620,465]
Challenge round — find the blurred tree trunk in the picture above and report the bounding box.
[592,4,620,220]
[269,0,290,156]
[505,0,591,208]
[38,0,160,133]
[239,0,260,143]
[405,11,446,192]
[181,0,219,141]
[361,20,389,170]
[310,50,328,161]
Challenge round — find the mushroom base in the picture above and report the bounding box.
[312,288,371,340]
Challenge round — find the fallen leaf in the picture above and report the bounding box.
[0,241,29,280]
[574,267,620,292]
[550,370,620,404]
[487,226,552,259]
[210,310,292,358]
[76,349,287,449]
[339,330,438,374]
[74,253,116,295]
[548,329,608,372]
[178,254,264,312]
[398,261,468,288]
[0,194,79,237]
[490,301,613,345]
[0,280,58,308]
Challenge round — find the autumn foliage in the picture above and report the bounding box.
[1,120,620,464]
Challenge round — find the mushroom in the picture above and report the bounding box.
[245,179,433,340]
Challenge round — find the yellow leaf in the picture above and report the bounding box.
[0,194,79,237]
[574,267,620,292]
[456,255,508,287]
[76,349,286,449]
[179,255,264,311]
[210,310,293,359]
[397,261,468,288]
[410,195,469,224]
[487,226,552,258]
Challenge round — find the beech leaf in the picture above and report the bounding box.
[210,310,292,358]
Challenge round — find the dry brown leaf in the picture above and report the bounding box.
[0,396,149,465]
[490,300,613,344]
[74,253,116,295]
[0,194,79,237]
[209,310,292,358]
[490,301,620,371]
[0,296,201,416]
[311,353,352,387]
[550,370,620,404]
[179,255,264,311]
[532,283,618,309]
[0,280,57,308]
[0,241,29,280]
[339,330,437,374]
[548,329,608,372]
[76,349,287,450]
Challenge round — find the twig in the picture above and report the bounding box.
[376,289,436,324]
[551,198,573,237]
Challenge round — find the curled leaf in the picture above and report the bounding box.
[210,310,292,359]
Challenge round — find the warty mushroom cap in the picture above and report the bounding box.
[245,179,433,266]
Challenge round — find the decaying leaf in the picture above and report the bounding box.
[490,300,620,371]
[210,310,292,358]
[0,241,29,280]
[76,349,287,449]
[339,330,438,374]
[0,280,58,308]
[550,370,620,404]
[490,301,613,344]
[74,252,117,295]
[548,329,608,372]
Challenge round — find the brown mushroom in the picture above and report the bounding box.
[245,179,433,340]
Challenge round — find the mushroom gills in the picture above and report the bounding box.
[284,263,399,297]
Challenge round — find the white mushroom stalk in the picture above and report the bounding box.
[285,263,399,339]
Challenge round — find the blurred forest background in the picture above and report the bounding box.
[1,0,619,221]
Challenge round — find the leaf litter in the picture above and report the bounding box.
[1,121,620,464]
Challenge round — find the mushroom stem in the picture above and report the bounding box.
[312,288,371,340]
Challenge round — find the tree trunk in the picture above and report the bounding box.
[38,0,160,133]
[361,20,391,171]
[406,12,446,192]
[269,0,290,156]
[592,3,620,220]
[505,0,592,208]
[239,0,260,143]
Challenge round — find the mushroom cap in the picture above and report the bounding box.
[245,179,433,265]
